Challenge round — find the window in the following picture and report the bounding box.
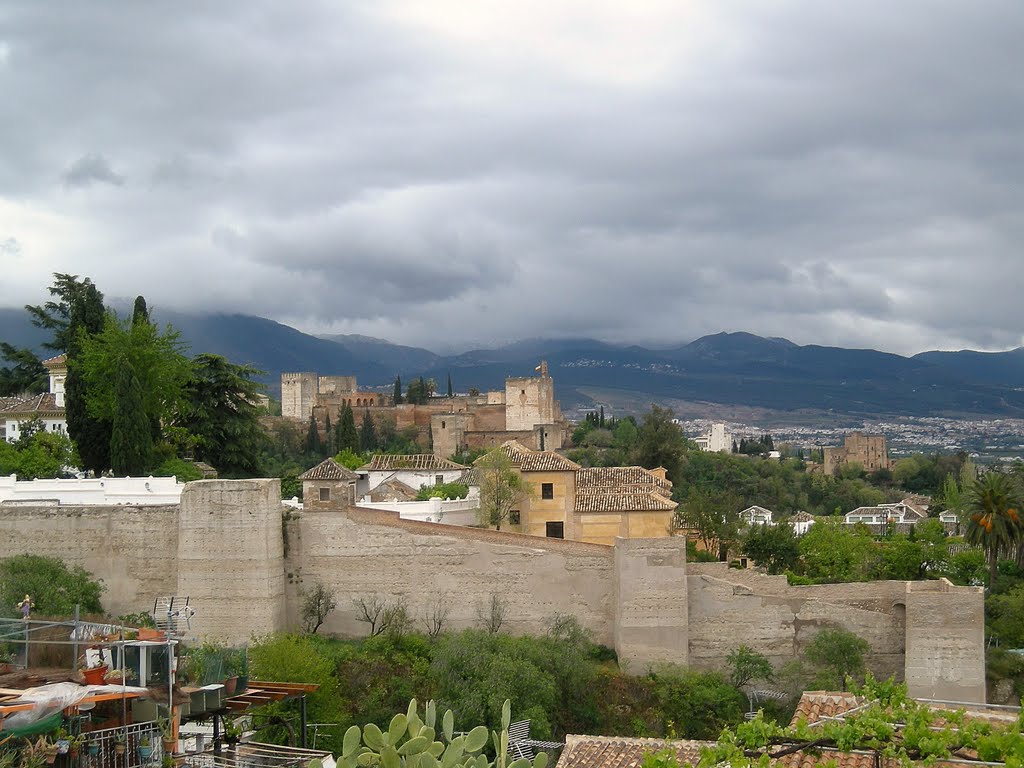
[435,474,444,485]
[510,510,521,525]
[541,483,554,500]
[319,487,330,502]
[545,521,564,539]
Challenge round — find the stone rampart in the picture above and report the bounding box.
[177,480,286,642]
[285,507,617,646]
[0,503,179,614]
[0,480,988,701]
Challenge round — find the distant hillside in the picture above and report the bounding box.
[317,333,442,373]
[3,308,1024,417]
[914,348,1024,386]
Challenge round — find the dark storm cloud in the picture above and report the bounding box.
[2,1,1023,354]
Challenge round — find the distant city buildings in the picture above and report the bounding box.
[694,422,732,453]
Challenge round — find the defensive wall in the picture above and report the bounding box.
[0,480,985,702]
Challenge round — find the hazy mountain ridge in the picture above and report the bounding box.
[2,309,1023,417]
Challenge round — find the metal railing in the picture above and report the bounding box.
[80,722,164,768]
[182,742,327,768]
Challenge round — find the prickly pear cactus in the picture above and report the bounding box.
[337,699,547,768]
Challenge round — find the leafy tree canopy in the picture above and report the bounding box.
[78,311,191,430]
[174,354,267,476]
[0,554,104,618]
[0,342,48,396]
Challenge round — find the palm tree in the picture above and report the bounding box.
[963,472,1023,587]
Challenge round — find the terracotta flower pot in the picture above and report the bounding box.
[114,743,126,755]
[82,665,108,685]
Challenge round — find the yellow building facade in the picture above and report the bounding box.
[481,442,678,546]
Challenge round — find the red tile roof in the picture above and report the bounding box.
[299,458,359,481]
[557,735,709,768]
[362,454,467,471]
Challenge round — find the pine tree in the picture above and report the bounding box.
[305,414,321,454]
[65,281,111,473]
[175,354,267,476]
[447,372,453,398]
[339,403,359,452]
[393,376,403,405]
[360,409,377,452]
[109,361,152,475]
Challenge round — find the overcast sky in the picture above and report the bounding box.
[2,2,1022,355]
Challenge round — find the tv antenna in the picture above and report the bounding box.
[151,596,194,638]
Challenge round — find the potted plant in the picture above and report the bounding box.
[80,654,108,685]
[86,737,101,757]
[104,667,131,685]
[20,737,51,768]
[113,733,126,755]
[138,733,154,761]
[227,648,249,695]
[223,718,242,747]
[68,733,85,759]
[158,714,176,755]
[39,737,59,765]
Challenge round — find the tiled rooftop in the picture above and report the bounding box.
[479,441,581,472]
[575,491,678,513]
[299,458,360,481]
[0,393,61,415]
[556,735,709,768]
[363,454,467,471]
[576,466,673,492]
[790,691,866,725]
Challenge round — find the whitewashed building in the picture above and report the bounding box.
[1,355,68,442]
[359,454,468,495]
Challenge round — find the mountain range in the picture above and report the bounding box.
[2,308,1023,420]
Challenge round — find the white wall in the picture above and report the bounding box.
[366,468,466,492]
[0,475,185,505]
[354,496,481,526]
[4,417,67,442]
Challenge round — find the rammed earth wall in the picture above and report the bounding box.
[0,480,986,702]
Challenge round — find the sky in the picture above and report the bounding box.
[1,1,1023,356]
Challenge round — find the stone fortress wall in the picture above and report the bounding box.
[0,480,985,702]
[281,365,569,457]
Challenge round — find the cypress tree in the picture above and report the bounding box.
[359,409,377,452]
[131,295,149,326]
[305,414,321,454]
[65,282,111,473]
[599,406,605,428]
[339,403,359,452]
[323,412,334,454]
[110,361,152,475]
[393,376,403,404]
[447,373,453,398]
